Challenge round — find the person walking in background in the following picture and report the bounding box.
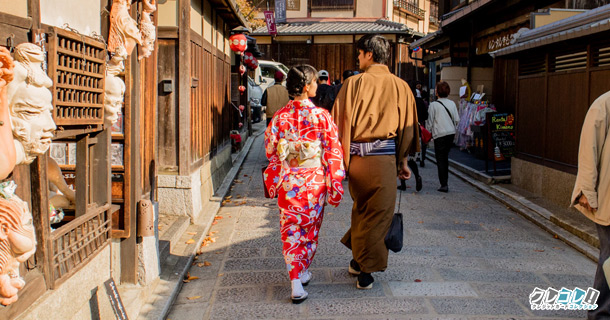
[333,70,354,98]
[311,70,335,112]
[571,90,610,319]
[398,82,428,192]
[262,71,290,126]
[332,34,419,290]
[417,86,429,167]
[263,65,345,304]
[426,81,459,193]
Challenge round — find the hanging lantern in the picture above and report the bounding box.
[251,58,259,70]
[239,122,243,128]
[238,85,246,93]
[239,105,245,111]
[229,34,247,54]
[239,65,246,75]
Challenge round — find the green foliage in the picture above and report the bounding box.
[235,0,266,29]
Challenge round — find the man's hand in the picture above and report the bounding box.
[398,161,411,180]
[579,194,597,213]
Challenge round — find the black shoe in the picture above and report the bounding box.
[348,259,361,276]
[357,272,374,289]
[420,161,425,168]
[416,176,422,192]
[437,185,448,193]
[397,185,407,191]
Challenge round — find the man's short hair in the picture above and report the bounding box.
[342,70,354,81]
[356,34,390,65]
[436,81,450,98]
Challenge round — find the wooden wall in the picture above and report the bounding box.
[258,41,424,85]
[509,35,610,174]
[189,30,232,166]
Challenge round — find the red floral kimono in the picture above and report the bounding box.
[264,99,345,280]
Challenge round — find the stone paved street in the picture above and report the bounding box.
[167,133,596,319]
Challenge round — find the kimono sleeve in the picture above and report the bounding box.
[320,110,345,207]
[571,102,608,211]
[263,115,282,198]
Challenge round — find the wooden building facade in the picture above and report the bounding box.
[0,0,160,318]
[250,0,440,83]
[155,1,246,226]
[493,5,610,207]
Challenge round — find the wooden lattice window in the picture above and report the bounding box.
[50,204,111,286]
[592,43,610,68]
[519,53,546,76]
[46,26,106,126]
[550,49,587,73]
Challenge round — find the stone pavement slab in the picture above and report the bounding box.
[166,133,596,320]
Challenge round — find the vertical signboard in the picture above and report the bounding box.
[264,11,277,35]
[275,0,286,23]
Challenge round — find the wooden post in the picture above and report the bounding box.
[30,156,53,289]
[178,0,191,176]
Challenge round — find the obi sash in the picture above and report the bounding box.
[277,139,322,168]
[349,139,396,157]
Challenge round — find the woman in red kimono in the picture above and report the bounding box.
[263,65,345,303]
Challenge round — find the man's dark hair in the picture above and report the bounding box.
[342,70,354,81]
[356,34,390,65]
[436,81,451,98]
[286,64,317,97]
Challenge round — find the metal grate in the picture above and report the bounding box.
[519,54,546,76]
[47,27,106,126]
[550,50,587,72]
[50,205,111,286]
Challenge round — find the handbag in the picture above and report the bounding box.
[385,190,404,253]
[419,124,432,144]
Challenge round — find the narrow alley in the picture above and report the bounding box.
[167,127,595,319]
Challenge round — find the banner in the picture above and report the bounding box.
[274,0,286,23]
[264,11,277,35]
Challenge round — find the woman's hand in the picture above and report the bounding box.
[398,161,411,180]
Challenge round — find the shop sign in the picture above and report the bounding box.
[264,11,277,35]
[274,0,286,23]
[476,26,524,55]
[489,113,515,160]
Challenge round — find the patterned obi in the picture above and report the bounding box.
[350,139,396,157]
[277,138,322,168]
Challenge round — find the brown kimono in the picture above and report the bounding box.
[331,64,419,273]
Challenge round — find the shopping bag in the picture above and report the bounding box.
[420,124,432,144]
[262,166,272,198]
[385,213,403,253]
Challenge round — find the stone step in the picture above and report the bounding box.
[158,215,190,264]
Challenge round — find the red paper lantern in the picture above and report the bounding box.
[238,85,246,93]
[251,58,259,69]
[239,105,245,111]
[229,34,247,54]
[239,65,246,75]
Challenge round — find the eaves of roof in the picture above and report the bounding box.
[440,0,495,28]
[409,30,442,49]
[251,19,421,36]
[493,4,610,56]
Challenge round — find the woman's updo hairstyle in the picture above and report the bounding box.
[286,64,317,97]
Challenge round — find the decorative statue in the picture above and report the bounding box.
[0,182,36,306]
[104,63,126,125]
[6,43,56,165]
[104,0,143,124]
[138,0,157,60]
[0,47,16,180]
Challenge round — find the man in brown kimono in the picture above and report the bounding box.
[332,34,419,289]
